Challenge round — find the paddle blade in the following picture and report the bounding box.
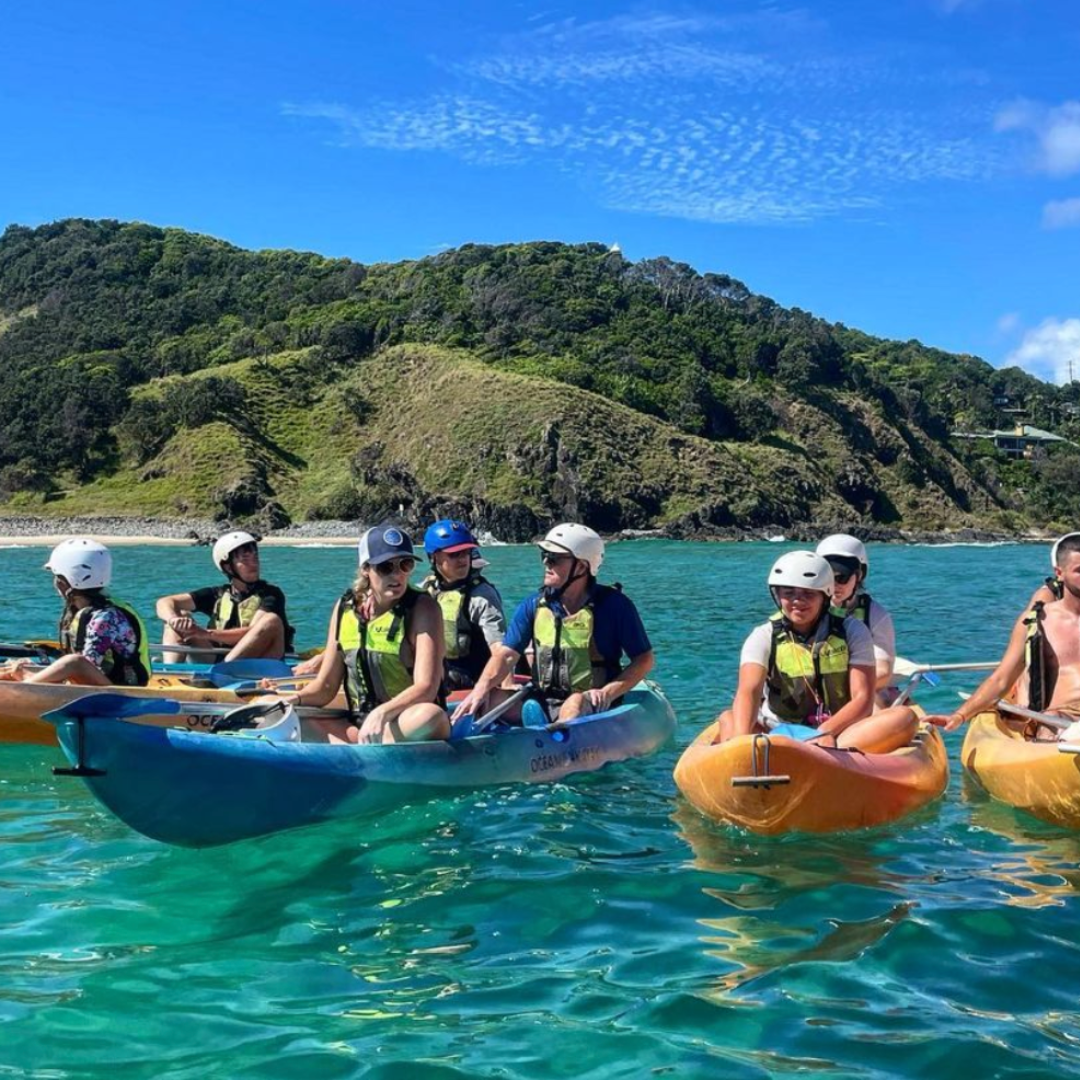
[42,693,183,724]
[920,671,942,688]
[206,658,294,686]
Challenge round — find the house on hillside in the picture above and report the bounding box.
[951,423,1071,460]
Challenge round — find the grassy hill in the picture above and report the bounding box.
[0,219,1076,537]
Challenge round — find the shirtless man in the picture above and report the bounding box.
[927,533,1080,736]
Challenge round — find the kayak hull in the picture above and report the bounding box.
[0,681,343,747]
[51,684,677,847]
[674,721,948,834]
[962,710,1080,828]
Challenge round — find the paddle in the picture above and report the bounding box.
[149,642,302,660]
[469,682,538,735]
[891,656,1000,706]
[994,699,1070,733]
[0,640,62,661]
[204,658,294,684]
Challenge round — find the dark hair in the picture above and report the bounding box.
[1055,536,1080,567]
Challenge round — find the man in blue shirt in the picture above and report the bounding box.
[451,523,654,724]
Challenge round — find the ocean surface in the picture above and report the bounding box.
[3,539,1080,1078]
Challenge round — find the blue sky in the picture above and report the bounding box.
[2,1,1079,382]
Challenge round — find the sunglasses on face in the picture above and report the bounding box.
[832,571,854,585]
[372,557,416,576]
[776,587,822,601]
[540,551,572,567]
[232,543,259,559]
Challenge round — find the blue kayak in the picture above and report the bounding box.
[46,684,677,848]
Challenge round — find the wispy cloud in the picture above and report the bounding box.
[1043,197,1080,229]
[996,312,1021,335]
[995,99,1080,176]
[284,8,1001,226]
[1006,317,1080,384]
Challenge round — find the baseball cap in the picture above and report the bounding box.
[358,524,415,566]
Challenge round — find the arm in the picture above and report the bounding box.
[450,643,520,721]
[588,648,655,711]
[817,664,876,735]
[276,603,345,709]
[156,591,201,635]
[925,611,1029,731]
[730,662,768,737]
[871,609,896,690]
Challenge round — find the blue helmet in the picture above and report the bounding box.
[424,519,479,557]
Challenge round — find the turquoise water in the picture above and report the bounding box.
[3,539,1080,1078]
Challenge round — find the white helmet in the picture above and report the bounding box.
[538,523,605,576]
[768,551,834,595]
[815,534,868,576]
[212,531,260,574]
[1051,532,1080,568]
[44,538,112,589]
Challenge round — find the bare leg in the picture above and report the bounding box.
[835,705,919,754]
[557,692,589,721]
[342,704,450,744]
[225,612,286,661]
[25,654,112,686]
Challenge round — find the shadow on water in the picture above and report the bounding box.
[671,803,932,999]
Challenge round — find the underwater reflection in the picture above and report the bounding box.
[962,776,1080,909]
[673,803,926,997]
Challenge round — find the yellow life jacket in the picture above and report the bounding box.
[211,589,263,630]
[61,597,151,687]
[420,570,494,688]
[531,588,613,697]
[335,588,419,715]
[765,611,851,724]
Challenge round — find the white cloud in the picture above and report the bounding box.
[1006,318,1080,384]
[284,10,1000,227]
[995,99,1080,176]
[1043,197,1080,229]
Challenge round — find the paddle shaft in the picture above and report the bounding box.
[150,642,301,660]
[996,699,1070,732]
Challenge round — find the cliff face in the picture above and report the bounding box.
[0,219,1074,537]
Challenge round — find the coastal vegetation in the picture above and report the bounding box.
[1,218,1077,538]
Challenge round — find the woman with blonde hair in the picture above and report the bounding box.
[274,524,449,744]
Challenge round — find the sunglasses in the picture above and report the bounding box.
[832,571,855,585]
[372,557,416,576]
[775,586,823,601]
[540,551,572,566]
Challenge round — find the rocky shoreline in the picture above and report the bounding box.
[0,514,1046,547]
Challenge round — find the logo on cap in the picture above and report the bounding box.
[383,528,404,547]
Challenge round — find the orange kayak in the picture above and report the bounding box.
[0,680,345,747]
[962,710,1080,828]
[674,720,948,834]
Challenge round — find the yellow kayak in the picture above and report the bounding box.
[962,710,1080,828]
[0,679,344,747]
[674,719,948,835]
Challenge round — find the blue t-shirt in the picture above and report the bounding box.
[504,585,652,675]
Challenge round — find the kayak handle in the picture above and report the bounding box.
[731,733,792,789]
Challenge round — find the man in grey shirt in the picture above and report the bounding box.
[421,520,506,690]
